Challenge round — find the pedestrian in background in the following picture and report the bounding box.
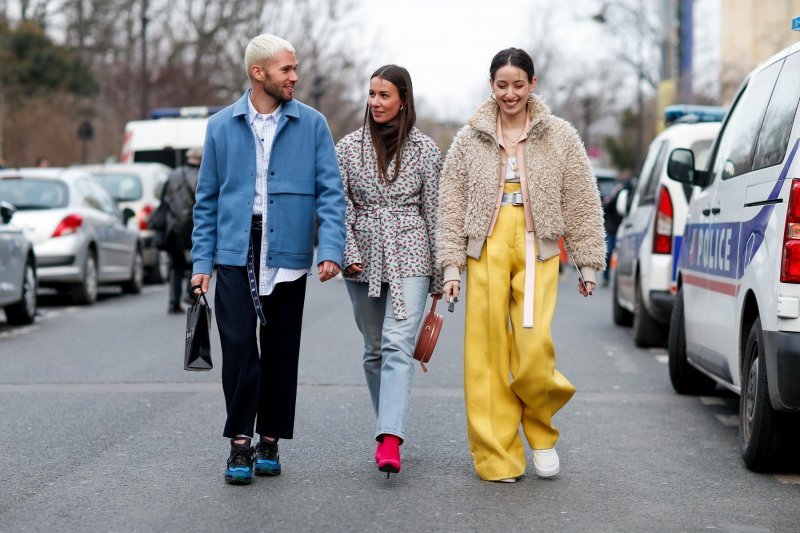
[160,146,201,313]
[336,65,442,477]
[438,48,606,482]
[601,172,633,287]
[36,156,49,168]
[190,34,345,485]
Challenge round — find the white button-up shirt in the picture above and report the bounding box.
[248,96,309,296]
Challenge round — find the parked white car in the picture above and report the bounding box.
[0,168,142,304]
[667,35,800,471]
[76,163,170,282]
[0,201,37,324]
[613,115,722,347]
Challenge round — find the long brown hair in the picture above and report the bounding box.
[361,65,417,184]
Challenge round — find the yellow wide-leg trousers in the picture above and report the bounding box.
[464,184,575,480]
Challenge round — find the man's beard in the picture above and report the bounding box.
[263,76,293,102]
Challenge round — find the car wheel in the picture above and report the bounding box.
[668,287,716,394]
[122,249,144,294]
[5,259,37,325]
[70,251,98,305]
[146,250,169,284]
[633,276,664,347]
[612,269,633,326]
[739,318,797,472]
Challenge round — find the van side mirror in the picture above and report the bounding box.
[0,201,16,224]
[615,189,629,217]
[667,148,695,184]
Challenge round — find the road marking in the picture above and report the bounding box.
[701,396,725,406]
[655,355,668,364]
[774,474,800,485]
[715,415,739,427]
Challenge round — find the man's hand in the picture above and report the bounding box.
[190,274,211,294]
[318,260,341,282]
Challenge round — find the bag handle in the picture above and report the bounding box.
[191,284,210,307]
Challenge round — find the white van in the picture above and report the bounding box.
[119,106,220,168]
[666,33,800,471]
[612,111,722,347]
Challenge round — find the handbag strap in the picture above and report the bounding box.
[429,294,440,311]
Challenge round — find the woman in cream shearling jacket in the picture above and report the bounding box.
[439,48,605,482]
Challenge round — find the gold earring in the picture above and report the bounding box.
[491,93,496,100]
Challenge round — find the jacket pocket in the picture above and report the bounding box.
[268,179,315,196]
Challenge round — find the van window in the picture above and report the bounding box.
[639,140,668,204]
[753,52,800,171]
[711,60,782,182]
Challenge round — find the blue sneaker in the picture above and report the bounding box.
[254,439,281,476]
[225,441,254,485]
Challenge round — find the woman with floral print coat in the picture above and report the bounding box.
[336,64,443,477]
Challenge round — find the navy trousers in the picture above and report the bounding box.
[214,218,307,439]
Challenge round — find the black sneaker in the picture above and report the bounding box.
[225,441,254,484]
[254,439,281,476]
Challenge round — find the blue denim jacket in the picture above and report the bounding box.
[191,91,345,275]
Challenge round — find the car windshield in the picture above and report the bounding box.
[92,173,143,201]
[0,179,69,210]
[596,176,619,200]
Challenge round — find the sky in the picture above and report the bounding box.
[347,0,721,123]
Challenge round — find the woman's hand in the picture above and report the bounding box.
[344,263,364,276]
[444,280,460,301]
[578,280,595,297]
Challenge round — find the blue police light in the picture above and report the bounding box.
[149,106,225,119]
[664,105,727,125]
[793,16,800,31]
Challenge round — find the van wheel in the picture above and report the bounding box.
[612,270,633,326]
[668,287,716,394]
[633,276,664,347]
[121,249,144,294]
[740,318,797,471]
[70,251,98,305]
[5,259,37,325]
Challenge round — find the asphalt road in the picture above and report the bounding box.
[0,271,798,532]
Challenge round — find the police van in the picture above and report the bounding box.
[119,106,221,168]
[666,27,800,471]
[612,107,723,348]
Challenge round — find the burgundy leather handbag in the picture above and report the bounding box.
[414,295,443,372]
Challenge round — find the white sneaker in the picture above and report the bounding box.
[532,448,560,478]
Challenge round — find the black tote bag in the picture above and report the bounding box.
[185,292,213,371]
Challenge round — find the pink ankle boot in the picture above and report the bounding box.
[374,440,383,464]
[377,434,401,476]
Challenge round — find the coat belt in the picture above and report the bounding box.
[355,205,420,320]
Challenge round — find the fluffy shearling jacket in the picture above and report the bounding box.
[438,94,606,283]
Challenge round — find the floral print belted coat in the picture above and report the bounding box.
[336,126,443,320]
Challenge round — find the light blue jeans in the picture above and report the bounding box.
[345,276,431,441]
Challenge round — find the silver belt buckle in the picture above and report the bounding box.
[502,192,524,206]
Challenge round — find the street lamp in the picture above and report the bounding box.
[140,0,149,120]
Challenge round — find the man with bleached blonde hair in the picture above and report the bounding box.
[191,33,345,485]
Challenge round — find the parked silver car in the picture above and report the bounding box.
[0,168,143,304]
[0,201,37,324]
[76,163,170,283]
